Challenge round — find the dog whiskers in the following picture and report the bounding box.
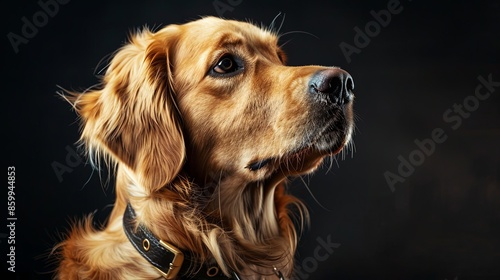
[278,30,320,41]
[297,175,331,212]
[268,12,286,35]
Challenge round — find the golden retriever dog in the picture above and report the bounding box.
[56,16,355,279]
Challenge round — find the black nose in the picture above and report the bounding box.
[308,68,354,105]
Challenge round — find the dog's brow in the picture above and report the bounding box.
[216,33,244,49]
[215,33,280,62]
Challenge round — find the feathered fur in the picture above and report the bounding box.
[55,17,354,280]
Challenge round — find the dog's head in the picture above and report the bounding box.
[70,16,354,194]
[176,18,355,183]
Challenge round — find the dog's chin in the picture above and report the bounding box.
[282,130,352,175]
[247,123,353,177]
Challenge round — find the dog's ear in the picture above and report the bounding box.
[68,26,184,193]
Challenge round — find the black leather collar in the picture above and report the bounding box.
[123,203,234,280]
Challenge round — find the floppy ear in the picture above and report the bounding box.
[69,26,184,193]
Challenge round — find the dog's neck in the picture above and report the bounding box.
[121,166,305,279]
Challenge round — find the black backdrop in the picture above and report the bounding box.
[3,0,499,279]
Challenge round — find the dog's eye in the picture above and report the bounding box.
[215,57,236,73]
[211,55,243,77]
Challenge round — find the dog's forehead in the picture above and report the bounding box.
[181,17,278,48]
[171,17,282,83]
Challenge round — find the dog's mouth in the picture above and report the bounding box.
[247,158,273,171]
[247,118,354,174]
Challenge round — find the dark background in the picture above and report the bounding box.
[3,0,499,279]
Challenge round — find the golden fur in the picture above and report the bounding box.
[55,17,354,279]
